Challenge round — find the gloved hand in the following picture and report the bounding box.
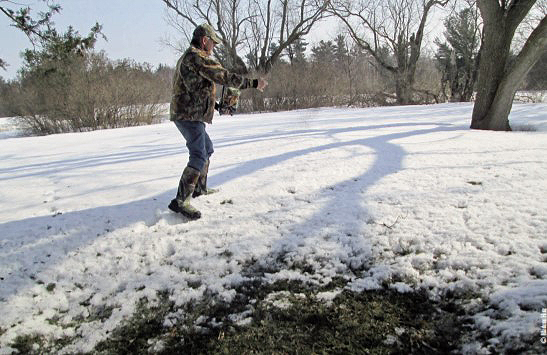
[215,102,236,116]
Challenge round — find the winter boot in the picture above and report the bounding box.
[192,159,219,198]
[169,166,201,219]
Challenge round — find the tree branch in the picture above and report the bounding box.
[504,13,547,85]
[477,0,504,24]
[329,1,397,72]
[506,0,537,34]
[162,0,198,27]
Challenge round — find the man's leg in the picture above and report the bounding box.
[193,128,217,197]
[205,129,214,160]
[175,120,208,171]
[170,120,208,219]
[169,166,201,219]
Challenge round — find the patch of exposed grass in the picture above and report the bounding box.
[93,280,463,354]
[10,333,73,355]
[209,289,460,354]
[6,277,467,354]
[94,291,174,354]
[10,334,45,355]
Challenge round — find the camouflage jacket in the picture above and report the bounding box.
[170,46,257,123]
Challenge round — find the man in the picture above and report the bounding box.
[169,23,268,219]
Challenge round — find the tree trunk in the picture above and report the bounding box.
[471,0,541,131]
[470,11,512,130]
[395,70,415,105]
[479,16,547,131]
[395,79,408,105]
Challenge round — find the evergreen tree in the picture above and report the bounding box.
[269,42,287,64]
[287,38,308,65]
[311,40,337,63]
[13,25,103,132]
[334,34,349,64]
[21,25,102,72]
[295,39,308,63]
[0,0,61,69]
[435,7,481,102]
[0,76,10,115]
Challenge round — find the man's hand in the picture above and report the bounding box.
[257,78,268,92]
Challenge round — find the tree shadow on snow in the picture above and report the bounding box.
[0,116,462,303]
[221,123,463,281]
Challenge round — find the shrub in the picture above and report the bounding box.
[6,27,168,135]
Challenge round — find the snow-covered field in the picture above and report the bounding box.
[1,103,546,353]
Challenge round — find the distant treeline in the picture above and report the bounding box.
[0,36,545,135]
[0,52,173,135]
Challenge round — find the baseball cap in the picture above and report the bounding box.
[194,23,222,44]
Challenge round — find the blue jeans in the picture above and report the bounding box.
[174,120,214,171]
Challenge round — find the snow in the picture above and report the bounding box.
[0,118,23,139]
[1,102,546,353]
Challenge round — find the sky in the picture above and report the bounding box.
[1,1,448,81]
[0,0,338,81]
[0,0,181,80]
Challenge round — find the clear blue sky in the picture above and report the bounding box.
[1,0,181,80]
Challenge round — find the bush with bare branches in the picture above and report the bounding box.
[6,52,169,135]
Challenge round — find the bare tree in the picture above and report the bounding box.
[471,0,546,131]
[162,0,250,73]
[248,0,331,73]
[330,0,450,105]
[161,0,330,74]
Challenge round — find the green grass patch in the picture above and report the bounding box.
[209,289,460,354]
[6,278,465,354]
[10,334,46,355]
[10,333,73,355]
[93,280,463,354]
